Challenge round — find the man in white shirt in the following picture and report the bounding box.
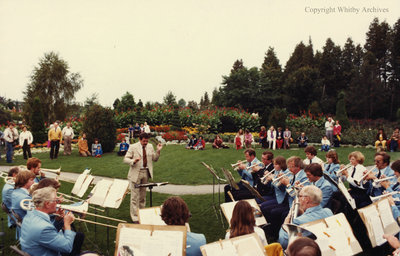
[4,122,19,163]
[62,122,74,155]
[325,117,335,145]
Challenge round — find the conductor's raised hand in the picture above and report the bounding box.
[157,143,163,152]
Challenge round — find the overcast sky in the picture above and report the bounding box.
[0,0,399,107]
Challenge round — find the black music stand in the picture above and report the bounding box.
[134,182,169,207]
[201,162,226,225]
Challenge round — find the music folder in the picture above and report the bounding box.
[200,233,266,256]
[89,178,129,208]
[115,223,187,256]
[220,199,267,227]
[240,179,266,202]
[358,198,400,247]
[138,206,166,225]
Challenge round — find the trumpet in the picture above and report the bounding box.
[20,199,126,229]
[354,166,376,186]
[370,191,400,202]
[231,160,246,168]
[261,169,275,184]
[286,180,309,197]
[41,167,61,176]
[372,176,396,186]
[272,172,291,187]
[246,163,264,172]
[336,163,352,176]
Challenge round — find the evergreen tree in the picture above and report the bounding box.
[113,98,120,110]
[389,18,400,119]
[335,92,350,129]
[163,91,178,108]
[178,98,186,108]
[82,104,116,153]
[29,97,47,144]
[117,92,136,112]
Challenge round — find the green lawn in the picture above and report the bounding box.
[3,144,400,185]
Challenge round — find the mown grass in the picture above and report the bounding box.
[2,144,400,185]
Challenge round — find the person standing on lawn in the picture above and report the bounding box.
[62,122,74,155]
[48,121,62,160]
[123,132,163,222]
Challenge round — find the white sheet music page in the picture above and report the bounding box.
[377,199,396,229]
[139,207,166,225]
[89,179,113,206]
[117,227,184,256]
[103,179,129,208]
[71,172,88,195]
[77,175,94,198]
[232,236,265,256]
[366,207,386,246]
[202,240,237,256]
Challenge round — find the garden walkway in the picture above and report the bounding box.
[0,166,222,195]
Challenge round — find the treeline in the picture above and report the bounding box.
[211,17,400,124]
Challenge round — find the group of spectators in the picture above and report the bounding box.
[375,127,400,152]
[128,122,151,139]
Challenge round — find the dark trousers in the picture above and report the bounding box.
[261,197,289,238]
[6,141,13,163]
[61,232,84,256]
[50,140,60,159]
[224,183,254,202]
[23,141,32,159]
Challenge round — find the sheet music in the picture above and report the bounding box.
[139,207,166,225]
[366,212,386,246]
[232,236,265,256]
[77,175,94,197]
[202,240,237,256]
[89,179,112,206]
[71,170,90,195]
[377,199,395,229]
[221,200,267,227]
[103,179,129,208]
[117,227,184,256]
[201,233,264,256]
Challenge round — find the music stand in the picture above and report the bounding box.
[240,179,266,202]
[201,162,226,225]
[134,182,169,207]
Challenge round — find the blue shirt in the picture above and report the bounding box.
[288,170,309,207]
[2,183,15,227]
[273,169,293,204]
[186,232,206,256]
[369,165,395,196]
[312,177,333,207]
[278,205,333,249]
[237,158,262,186]
[11,188,30,220]
[119,142,129,151]
[21,210,76,256]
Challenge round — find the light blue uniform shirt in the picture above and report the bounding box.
[312,177,333,207]
[278,205,333,249]
[237,157,262,186]
[2,183,15,227]
[21,210,76,256]
[186,232,206,256]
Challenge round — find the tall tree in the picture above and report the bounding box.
[29,97,47,143]
[389,18,400,119]
[117,92,136,112]
[163,91,177,106]
[200,92,210,109]
[23,52,83,124]
[318,38,343,113]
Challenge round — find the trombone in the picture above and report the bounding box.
[57,192,105,212]
[20,199,126,229]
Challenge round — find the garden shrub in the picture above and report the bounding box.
[219,115,237,132]
[83,104,116,153]
[336,91,350,129]
[29,97,47,144]
[268,107,287,129]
